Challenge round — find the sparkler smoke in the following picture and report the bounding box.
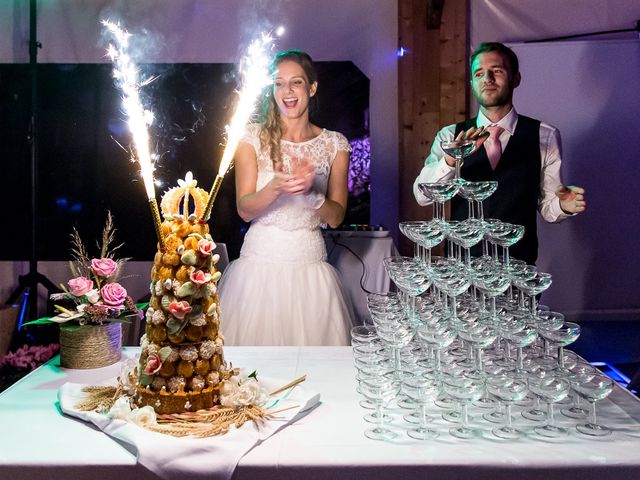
[102,19,164,249]
[202,32,275,221]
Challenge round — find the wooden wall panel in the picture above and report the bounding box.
[398,0,468,255]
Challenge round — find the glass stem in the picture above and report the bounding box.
[546,402,555,427]
[461,402,469,428]
[376,403,384,430]
[516,346,524,371]
[410,295,416,322]
[588,401,597,425]
[420,404,428,429]
[475,347,483,372]
[393,347,402,371]
[503,247,510,267]
[530,295,538,316]
[451,295,458,321]
[504,403,513,428]
[558,346,565,368]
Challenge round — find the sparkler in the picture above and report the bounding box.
[102,19,164,250]
[201,33,275,222]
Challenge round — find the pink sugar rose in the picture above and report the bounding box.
[91,258,118,277]
[168,300,192,320]
[68,276,94,296]
[144,353,162,375]
[197,239,215,257]
[100,282,128,306]
[190,270,212,286]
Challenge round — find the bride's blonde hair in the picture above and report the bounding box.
[259,50,317,167]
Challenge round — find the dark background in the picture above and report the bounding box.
[0,62,369,261]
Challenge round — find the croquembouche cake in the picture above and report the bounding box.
[133,173,236,414]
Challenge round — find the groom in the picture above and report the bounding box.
[413,42,586,265]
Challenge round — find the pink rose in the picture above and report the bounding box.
[144,353,162,375]
[190,270,212,286]
[68,276,94,296]
[100,282,128,306]
[197,239,215,257]
[168,300,192,320]
[91,258,118,277]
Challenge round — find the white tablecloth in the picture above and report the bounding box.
[2,347,640,480]
[324,234,398,323]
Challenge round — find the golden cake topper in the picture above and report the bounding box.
[161,172,210,220]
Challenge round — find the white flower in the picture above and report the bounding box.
[108,396,132,420]
[128,406,158,427]
[86,289,100,304]
[118,358,139,396]
[219,375,268,408]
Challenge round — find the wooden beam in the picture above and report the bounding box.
[398,0,468,255]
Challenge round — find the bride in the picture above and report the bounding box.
[219,49,355,346]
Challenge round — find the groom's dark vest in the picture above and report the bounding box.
[451,115,541,265]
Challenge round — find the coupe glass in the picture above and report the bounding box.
[386,258,431,325]
[458,180,498,220]
[457,323,498,378]
[403,373,441,440]
[503,325,538,376]
[350,324,378,346]
[416,322,458,374]
[399,221,428,259]
[414,222,446,267]
[573,373,615,437]
[449,220,484,266]
[528,373,570,438]
[443,375,486,439]
[374,321,416,373]
[513,272,552,317]
[441,138,475,182]
[359,376,400,440]
[418,181,460,224]
[561,362,597,419]
[486,375,529,439]
[490,223,525,268]
[538,322,581,374]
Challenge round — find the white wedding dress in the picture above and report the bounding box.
[219,125,355,346]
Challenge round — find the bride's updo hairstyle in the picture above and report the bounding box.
[259,49,318,167]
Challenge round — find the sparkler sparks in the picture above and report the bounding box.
[102,19,156,201]
[202,32,275,221]
[102,19,164,249]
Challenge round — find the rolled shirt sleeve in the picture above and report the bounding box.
[538,123,573,223]
[413,125,457,206]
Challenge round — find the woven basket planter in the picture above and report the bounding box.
[59,322,122,369]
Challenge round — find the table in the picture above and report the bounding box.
[324,234,398,323]
[2,347,640,480]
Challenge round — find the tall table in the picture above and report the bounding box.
[2,347,640,480]
[324,233,397,323]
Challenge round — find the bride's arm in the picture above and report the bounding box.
[316,149,348,229]
[235,142,307,222]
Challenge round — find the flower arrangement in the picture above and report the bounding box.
[0,343,59,392]
[25,212,143,327]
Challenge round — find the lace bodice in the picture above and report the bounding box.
[241,124,350,231]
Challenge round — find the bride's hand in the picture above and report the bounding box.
[272,161,308,195]
[291,157,315,194]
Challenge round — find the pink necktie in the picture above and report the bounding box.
[485,125,504,170]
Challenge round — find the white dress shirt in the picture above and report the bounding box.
[412,108,571,223]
